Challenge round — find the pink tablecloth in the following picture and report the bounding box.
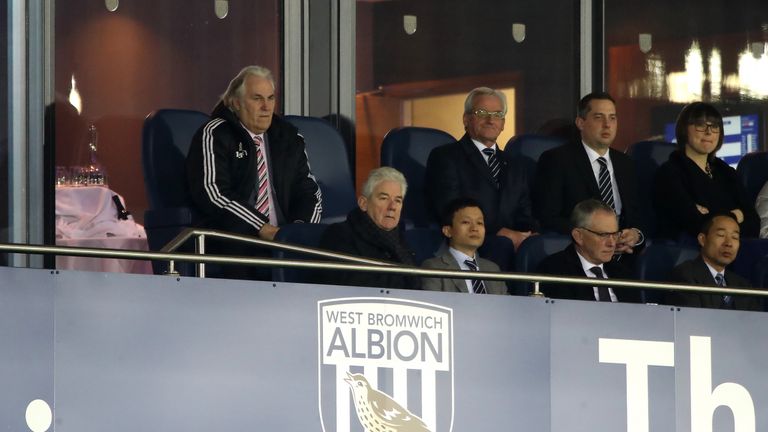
[56,237,153,274]
[55,186,153,274]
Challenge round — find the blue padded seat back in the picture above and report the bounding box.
[380,127,455,227]
[142,109,210,210]
[272,223,330,283]
[737,151,768,206]
[284,115,356,224]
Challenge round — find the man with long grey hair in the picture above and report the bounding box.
[186,65,322,279]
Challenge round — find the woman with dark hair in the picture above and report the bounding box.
[653,102,759,239]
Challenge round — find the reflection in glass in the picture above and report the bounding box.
[738,43,768,98]
[668,40,704,103]
[68,74,82,114]
[709,48,722,99]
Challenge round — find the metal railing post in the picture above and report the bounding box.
[196,234,206,278]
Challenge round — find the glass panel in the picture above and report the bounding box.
[54,0,281,272]
[356,0,578,190]
[606,0,768,158]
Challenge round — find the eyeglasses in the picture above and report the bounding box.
[691,122,721,133]
[580,227,621,240]
[472,109,505,119]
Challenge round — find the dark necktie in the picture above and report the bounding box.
[589,266,613,302]
[254,135,270,219]
[464,259,487,294]
[716,273,732,308]
[481,148,501,188]
[597,157,615,211]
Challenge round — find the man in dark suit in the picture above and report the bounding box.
[425,87,536,253]
[537,199,641,302]
[422,198,507,295]
[533,92,644,255]
[667,213,762,311]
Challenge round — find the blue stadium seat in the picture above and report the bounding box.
[627,140,676,237]
[142,109,209,275]
[752,255,768,289]
[736,151,768,207]
[634,243,699,304]
[731,238,768,285]
[515,233,571,274]
[380,127,455,227]
[403,227,444,265]
[504,134,566,195]
[504,134,566,161]
[271,223,329,283]
[513,234,571,295]
[634,243,699,282]
[284,115,356,224]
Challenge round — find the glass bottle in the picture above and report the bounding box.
[87,124,108,186]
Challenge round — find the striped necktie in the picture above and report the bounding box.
[597,157,615,211]
[254,135,270,219]
[464,259,487,294]
[716,273,732,307]
[481,148,501,188]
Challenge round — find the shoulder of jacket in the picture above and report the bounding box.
[478,257,501,271]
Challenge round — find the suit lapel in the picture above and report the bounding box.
[692,256,716,285]
[571,141,600,199]
[691,256,724,308]
[573,143,600,196]
[440,251,469,293]
[565,244,599,300]
[609,149,628,203]
[460,135,497,188]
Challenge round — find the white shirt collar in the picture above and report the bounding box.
[471,138,498,153]
[240,122,266,142]
[582,141,610,164]
[702,259,726,284]
[575,249,605,277]
[448,247,476,270]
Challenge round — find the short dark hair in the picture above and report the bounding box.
[570,199,616,230]
[577,92,616,119]
[441,197,484,227]
[699,211,739,235]
[674,102,724,162]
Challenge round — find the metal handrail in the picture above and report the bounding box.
[0,241,766,298]
[161,228,392,276]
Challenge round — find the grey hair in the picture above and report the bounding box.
[570,199,616,229]
[221,65,275,109]
[463,87,508,116]
[361,167,408,198]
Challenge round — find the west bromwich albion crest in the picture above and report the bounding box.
[318,298,454,432]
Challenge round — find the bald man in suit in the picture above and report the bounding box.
[666,212,763,311]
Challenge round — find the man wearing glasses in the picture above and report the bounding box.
[533,92,645,256]
[425,87,537,262]
[537,199,640,302]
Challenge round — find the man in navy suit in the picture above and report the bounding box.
[537,199,641,302]
[666,212,762,311]
[425,87,537,253]
[533,92,645,256]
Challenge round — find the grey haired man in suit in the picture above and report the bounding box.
[421,198,507,294]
